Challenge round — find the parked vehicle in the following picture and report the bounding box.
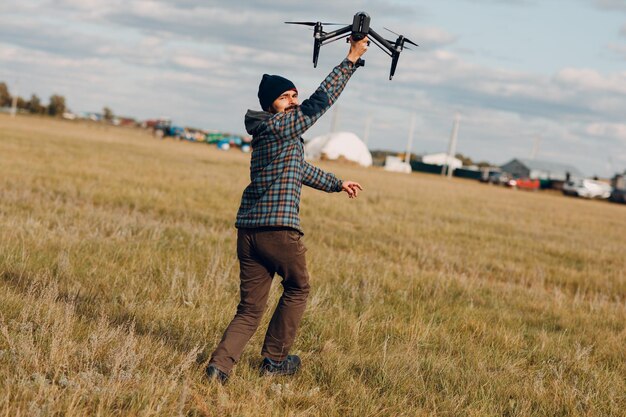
[562,179,612,199]
[480,168,501,183]
[487,172,516,187]
[514,178,540,190]
[216,139,231,150]
[206,132,225,144]
[154,120,184,139]
[609,188,626,204]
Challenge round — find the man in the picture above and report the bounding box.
[206,36,368,383]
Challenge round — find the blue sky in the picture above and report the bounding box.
[1,0,625,176]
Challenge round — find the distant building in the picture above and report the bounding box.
[383,156,411,173]
[500,158,583,181]
[422,153,462,170]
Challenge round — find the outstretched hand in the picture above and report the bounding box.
[341,181,363,199]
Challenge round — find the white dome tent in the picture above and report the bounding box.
[304,131,373,167]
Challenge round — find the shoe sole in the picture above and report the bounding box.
[260,367,300,377]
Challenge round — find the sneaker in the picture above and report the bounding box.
[260,355,301,376]
[205,364,229,384]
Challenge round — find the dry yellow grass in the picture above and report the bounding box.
[0,114,624,416]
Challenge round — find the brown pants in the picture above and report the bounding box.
[209,227,309,373]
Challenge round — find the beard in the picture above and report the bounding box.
[285,105,297,112]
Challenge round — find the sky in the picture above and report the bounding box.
[1,0,625,176]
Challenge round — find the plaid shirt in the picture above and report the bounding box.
[236,58,358,234]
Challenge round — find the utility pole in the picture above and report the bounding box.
[363,113,372,147]
[531,135,541,160]
[405,112,417,166]
[330,104,340,133]
[10,79,19,118]
[442,113,460,178]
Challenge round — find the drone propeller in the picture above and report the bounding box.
[384,27,400,37]
[384,27,419,47]
[285,21,346,26]
[384,39,414,51]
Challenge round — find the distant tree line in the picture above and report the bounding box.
[1,81,69,116]
[455,153,492,168]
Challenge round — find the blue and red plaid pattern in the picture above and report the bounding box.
[236,58,358,233]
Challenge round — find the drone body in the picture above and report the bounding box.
[286,12,418,80]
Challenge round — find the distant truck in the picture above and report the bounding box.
[609,189,626,204]
[154,120,184,139]
[513,178,540,190]
[609,173,626,204]
[562,178,612,199]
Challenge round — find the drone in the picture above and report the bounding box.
[286,11,418,80]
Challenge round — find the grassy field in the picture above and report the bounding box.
[0,114,625,416]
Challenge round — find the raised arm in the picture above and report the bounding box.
[268,37,369,141]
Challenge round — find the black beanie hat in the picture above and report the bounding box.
[258,74,297,111]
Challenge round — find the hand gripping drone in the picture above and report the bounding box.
[286,11,418,80]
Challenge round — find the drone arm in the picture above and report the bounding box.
[367,28,395,55]
[368,36,392,57]
[319,25,352,43]
[321,33,351,46]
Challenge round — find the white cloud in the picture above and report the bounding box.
[593,0,626,12]
[0,43,108,71]
[171,55,218,70]
[390,27,457,50]
[555,68,626,95]
[586,122,626,142]
[608,42,626,60]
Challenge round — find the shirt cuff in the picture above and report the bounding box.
[335,179,344,192]
[342,58,358,71]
